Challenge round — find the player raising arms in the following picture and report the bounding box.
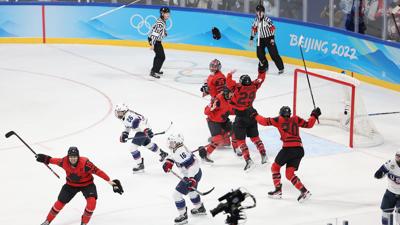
[115,103,168,173]
[36,147,123,225]
[255,106,321,202]
[199,88,238,163]
[375,150,400,225]
[200,59,226,98]
[226,66,268,171]
[163,133,207,225]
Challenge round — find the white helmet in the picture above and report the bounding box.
[395,150,400,163]
[167,133,184,150]
[114,103,129,119]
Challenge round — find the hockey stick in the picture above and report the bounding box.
[298,36,319,123]
[368,111,400,116]
[127,121,173,140]
[89,0,141,21]
[170,170,215,196]
[298,36,317,109]
[5,131,60,179]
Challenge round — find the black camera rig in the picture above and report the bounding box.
[210,188,256,225]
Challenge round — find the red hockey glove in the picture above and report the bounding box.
[162,159,174,173]
[184,177,197,190]
[36,153,51,164]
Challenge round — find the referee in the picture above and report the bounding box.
[148,7,170,79]
[249,4,284,74]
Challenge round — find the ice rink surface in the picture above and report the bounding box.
[0,44,399,225]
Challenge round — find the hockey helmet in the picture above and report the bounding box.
[68,146,79,157]
[396,150,400,163]
[279,106,291,118]
[67,146,79,166]
[239,74,252,86]
[167,133,184,150]
[209,59,222,73]
[114,103,129,120]
[256,4,265,12]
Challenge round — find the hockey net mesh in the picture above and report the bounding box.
[293,69,383,148]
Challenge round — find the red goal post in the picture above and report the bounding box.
[293,68,356,148]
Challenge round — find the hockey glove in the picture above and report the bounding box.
[36,154,51,164]
[200,83,209,94]
[374,171,385,179]
[112,179,124,195]
[163,159,174,173]
[212,27,221,40]
[311,107,321,119]
[144,128,154,138]
[184,177,197,191]
[120,131,129,143]
[374,167,386,179]
[198,146,207,159]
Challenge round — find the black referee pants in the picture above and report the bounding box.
[151,40,165,73]
[257,36,284,71]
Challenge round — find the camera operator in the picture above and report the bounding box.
[210,188,256,225]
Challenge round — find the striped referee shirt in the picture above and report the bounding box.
[148,17,167,46]
[250,16,275,44]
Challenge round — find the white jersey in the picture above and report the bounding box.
[383,160,400,194]
[168,145,200,178]
[121,110,149,134]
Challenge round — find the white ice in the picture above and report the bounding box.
[0,44,399,225]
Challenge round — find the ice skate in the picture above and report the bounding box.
[268,184,282,199]
[150,70,160,79]
[234,148,242,157]
[155,71,164,76]
[132,158,144,173]
[159,149,168,162]
[190,203,207,216]
[244,158,255,172]
[297,190,311,203]
[198,146,214,163]
[174,208,188,225]
[261,153,269,164]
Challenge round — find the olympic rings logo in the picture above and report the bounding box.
[129,14,173,36]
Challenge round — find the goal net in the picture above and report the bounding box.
[293,68,383,148]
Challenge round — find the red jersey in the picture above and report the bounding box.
[204,93,233,123]
[206,71,226,98]
[49,156,110,187]
[256,115,317,147]
[226,71,266,111]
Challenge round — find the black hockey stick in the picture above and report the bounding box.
[171,170,215,196]
[299,36,319,123]
[368,111,400,116]
[127,121,173,140]
[5,131,60,179]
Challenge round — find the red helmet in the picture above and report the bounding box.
[209,59,222,73]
